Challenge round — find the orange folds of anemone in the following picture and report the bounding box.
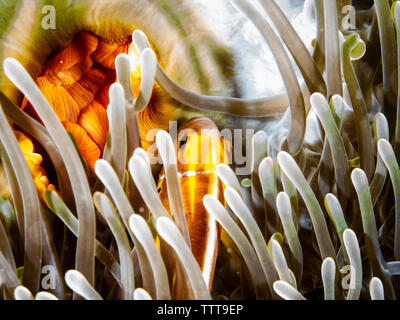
[62,121,101,170]
[20,32,130,170]
[15,130,56,199]
[19,31,181,200]
[78,101,109,151]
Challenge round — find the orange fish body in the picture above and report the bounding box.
[157,117,229,290]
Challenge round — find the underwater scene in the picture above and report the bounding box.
[0,0,398,301]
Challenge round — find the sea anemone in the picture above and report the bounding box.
[0,0,399,301]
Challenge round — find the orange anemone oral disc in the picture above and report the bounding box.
[20,32,123,169]
[20,31,178,172]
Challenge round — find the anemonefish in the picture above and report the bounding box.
[157,117,230,290]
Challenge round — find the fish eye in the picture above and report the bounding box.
[179,135,187,149]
